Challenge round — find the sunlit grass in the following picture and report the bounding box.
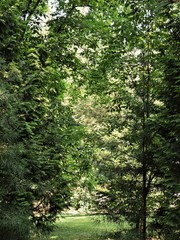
[49,215,120,240]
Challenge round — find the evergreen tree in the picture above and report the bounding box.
[0,0,93,238]
[151,2,180,239]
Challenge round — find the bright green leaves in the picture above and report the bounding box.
[76,0,180,239]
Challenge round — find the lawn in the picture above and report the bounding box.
[49,215,120,240]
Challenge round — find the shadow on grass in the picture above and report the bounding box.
[105,229,141,240]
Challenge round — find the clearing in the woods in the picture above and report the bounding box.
[49,215,124,240]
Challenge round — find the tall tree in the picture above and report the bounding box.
[80,1,180,239]
[0,0,94,239]
[151,2,180,239]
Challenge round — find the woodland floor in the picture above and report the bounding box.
[49,214,121,240]
[48,214,160,240]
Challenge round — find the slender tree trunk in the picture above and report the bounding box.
[142,105,147,240]
[141,47,151,240]
[142,156,147,240]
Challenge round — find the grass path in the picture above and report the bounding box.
[49,215,119,240]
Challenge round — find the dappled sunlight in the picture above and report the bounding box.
[50,236,58,239]
[49,215,120,240]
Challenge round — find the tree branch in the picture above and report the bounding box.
[57,4,76,33]
[27,0,42,21]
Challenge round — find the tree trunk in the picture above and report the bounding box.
[142,162,147,240]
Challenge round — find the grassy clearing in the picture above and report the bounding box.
[49,215,120,240]
[46,215,161,240]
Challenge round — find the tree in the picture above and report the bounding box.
[0,0,94,239]
[150,2,180,239]
[80,1,180,239]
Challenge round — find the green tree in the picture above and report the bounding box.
[81,1,180,239]
[150,2,180,239]
[0,0,94,239]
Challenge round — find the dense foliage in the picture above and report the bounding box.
[0,1,93,239]
[0,0,179,240]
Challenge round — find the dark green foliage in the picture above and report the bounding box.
[0,0,93,239]
[151,7,180,239]
[0,64,32,240]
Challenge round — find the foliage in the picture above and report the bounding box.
[150,4,180,239]
[0,0,179,239]
[76,1,180,240]
[0,0,94,239]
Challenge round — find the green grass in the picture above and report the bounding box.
[49,215,120,240]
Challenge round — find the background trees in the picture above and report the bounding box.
[80,1,180,239]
